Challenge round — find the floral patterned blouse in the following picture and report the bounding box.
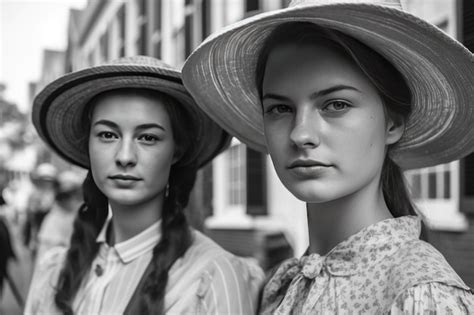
[260,216,474,314]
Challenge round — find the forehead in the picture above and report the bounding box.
[262,43,372,90]
[90,92,171,126]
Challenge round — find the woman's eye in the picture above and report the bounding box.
[138,134,159,144]
[265,104,292,115]
[323,101,350,112]
[97,131,117,140]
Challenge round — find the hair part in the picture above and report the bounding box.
[55,88,198,314]
[256,22,416,217]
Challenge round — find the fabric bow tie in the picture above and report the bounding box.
[261,254,326,314]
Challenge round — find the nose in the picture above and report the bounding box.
[290,108,321,149]
[115,138,137,167]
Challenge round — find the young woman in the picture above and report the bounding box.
[25,56,263,314]
[182,0,474,313]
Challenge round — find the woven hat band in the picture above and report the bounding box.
[289,0,402,10]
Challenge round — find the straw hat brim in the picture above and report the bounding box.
[182,3,474,169]
[33,61,231,169]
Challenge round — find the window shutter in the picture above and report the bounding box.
[245,0,260,12]
[246,148,267,216]
[460,1,474,213]
[463,0,474,52]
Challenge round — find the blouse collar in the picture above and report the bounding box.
[300,216,421,278]
[96,207,161,264]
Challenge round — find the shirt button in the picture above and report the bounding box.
[95,264,104,277]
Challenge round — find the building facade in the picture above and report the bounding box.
[61,0,474,280]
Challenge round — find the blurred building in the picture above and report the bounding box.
[402,0,474,287]
[36,0,474,276]
[28,49,74,172]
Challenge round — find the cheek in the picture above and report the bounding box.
[341,120,387,171]
[88,142,107,168]
[145,146,175,173]
[264,129,286,168]
[333,115,386,161]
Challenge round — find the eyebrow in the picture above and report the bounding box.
[92,120,166,131]
[262,85,361,102]
[310,85,361,99]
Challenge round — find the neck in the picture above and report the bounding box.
[109,194,164,244]
[306,178,392,256]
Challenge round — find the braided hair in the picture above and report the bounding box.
[54,88,198,314]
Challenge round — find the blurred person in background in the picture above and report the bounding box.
[25,56,263,314]
[23,163,58,259]
[183,0,474,313]
[0,213,16,297]
[35,170,84,262]
[0,167,8,208]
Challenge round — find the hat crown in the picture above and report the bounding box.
[104,55,177,72]
[289,0,403,10]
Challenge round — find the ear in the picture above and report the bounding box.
[172,146,183,165]
[385,114,405,145]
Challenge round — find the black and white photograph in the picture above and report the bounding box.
[0,0,473,314]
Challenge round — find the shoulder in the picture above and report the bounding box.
[166,230,264,314]
[183,230,264,313]
[25,247,67,313]
[185,230,264,284]
[35,246,67,276]
[388,239,468,288]
[390,282,474,314]
[384,239,472,310]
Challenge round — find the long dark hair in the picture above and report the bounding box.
[54,88,198,314]
[256,22,416,217]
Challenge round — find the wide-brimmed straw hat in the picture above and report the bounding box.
[33,56,231,169]
[182,0,474,169]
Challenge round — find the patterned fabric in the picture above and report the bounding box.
[25,218,264,314]
[260,216,474,314]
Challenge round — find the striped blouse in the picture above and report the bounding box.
[25,219,264,314]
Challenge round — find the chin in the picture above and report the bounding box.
[283,180,340,204]
[291,190,331,203]
[105,190,146,206]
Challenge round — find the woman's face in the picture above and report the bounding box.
[89,92,177,208]
[261,43,403,203]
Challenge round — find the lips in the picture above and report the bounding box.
[288,159,331,169]
[109,174,141,181]
[287,159,332,178]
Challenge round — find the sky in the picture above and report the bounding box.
[0,0,87,112]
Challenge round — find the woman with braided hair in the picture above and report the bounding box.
[25,56,263,314]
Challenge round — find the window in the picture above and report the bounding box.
[246,148,267,215]
[406,163,453,200]
[405,162,467,231]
